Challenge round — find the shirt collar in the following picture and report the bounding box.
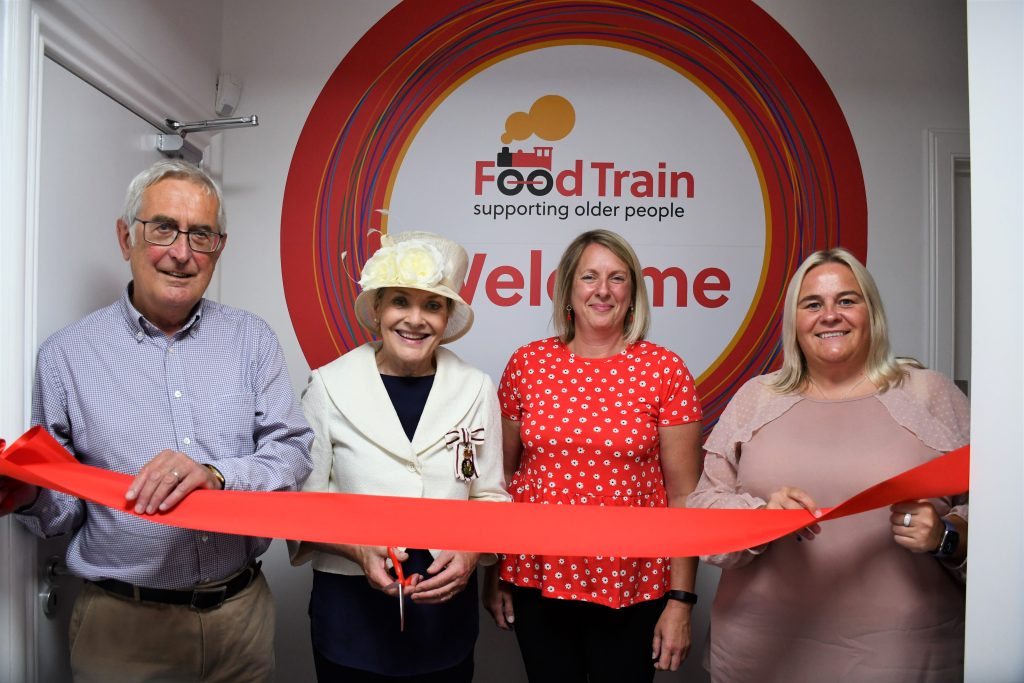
[119,283,205,342]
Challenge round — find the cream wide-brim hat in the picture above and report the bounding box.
[353,230,475,344]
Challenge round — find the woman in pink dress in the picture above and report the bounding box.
[484,229,703,682]
[688,248,969,683]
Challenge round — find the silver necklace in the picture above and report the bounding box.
[809,373,868,400]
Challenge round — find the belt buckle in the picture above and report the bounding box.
[190,585,228,611]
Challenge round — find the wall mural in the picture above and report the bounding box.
[281,0,867,428]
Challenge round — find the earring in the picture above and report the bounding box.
[565,305,574,323]
[625,305,634,327]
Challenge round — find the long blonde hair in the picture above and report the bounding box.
[769,247,920,394]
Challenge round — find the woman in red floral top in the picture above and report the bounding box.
[484,229,703,681]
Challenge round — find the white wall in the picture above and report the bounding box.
[756,0,970,362]
[964,2,1024,681]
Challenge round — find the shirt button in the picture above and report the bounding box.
[174,390,182,398]
[201,534,209,542]
[183,437,191,446]
[407,464,416,472]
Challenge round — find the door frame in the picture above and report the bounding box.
[0,2,213,680]
[925,127,970,376]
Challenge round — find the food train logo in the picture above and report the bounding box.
[461,95,725,312]
[474,95,691,223]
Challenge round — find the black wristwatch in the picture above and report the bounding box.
[666,589,698,605]
[930,518,960,558]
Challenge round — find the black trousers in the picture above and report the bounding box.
[510,585,665,683]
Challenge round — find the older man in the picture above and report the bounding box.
[0,159,313,682]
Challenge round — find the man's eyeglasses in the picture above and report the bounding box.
[134,219,224,253]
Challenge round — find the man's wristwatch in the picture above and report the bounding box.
[930,518,960,558]
[204,464,226,490]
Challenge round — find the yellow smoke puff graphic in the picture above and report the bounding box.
[501,95,576,144]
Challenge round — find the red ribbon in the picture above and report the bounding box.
[0,426,969,556]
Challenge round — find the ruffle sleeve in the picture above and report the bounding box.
[875,367,970,454]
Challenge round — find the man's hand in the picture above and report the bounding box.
[125,450,219,514]
[0,477,39,515]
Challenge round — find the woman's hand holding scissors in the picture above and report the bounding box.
[344,545,422,595]
[410,551,480,604]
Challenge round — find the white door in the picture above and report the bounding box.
[33,55,167,682]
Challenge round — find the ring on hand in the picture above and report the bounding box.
[171,470,181,483]
[902,512,912,528]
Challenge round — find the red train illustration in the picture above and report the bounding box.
[494,145,554,195]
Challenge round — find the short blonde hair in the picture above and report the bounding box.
[769,247,919,394]
[551,229,650,344]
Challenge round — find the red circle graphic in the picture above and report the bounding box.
[281,0,867,427]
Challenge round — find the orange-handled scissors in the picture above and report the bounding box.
[388,547,413,631]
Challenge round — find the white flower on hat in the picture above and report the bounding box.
[358,245,398,288]
[358,236,445,291]
[394,240,444,287]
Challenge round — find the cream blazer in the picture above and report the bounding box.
[289,342,510,575]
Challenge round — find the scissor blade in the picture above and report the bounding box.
[397,582,405,632]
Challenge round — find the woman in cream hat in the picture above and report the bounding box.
[289,231,509,682]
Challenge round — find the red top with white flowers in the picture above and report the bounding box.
[497,337,701,607]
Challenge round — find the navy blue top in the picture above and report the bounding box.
[309,373,479,676]
[381,374,436,442]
